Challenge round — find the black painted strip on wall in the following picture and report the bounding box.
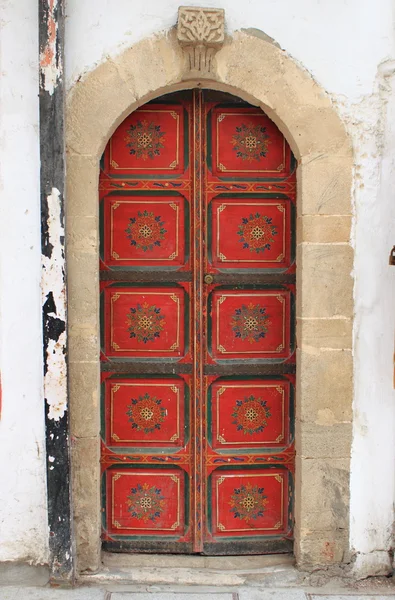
[39,0,74,582]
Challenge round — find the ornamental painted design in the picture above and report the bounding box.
[231,303,271,344]
[232,395,272,435]
[125,210,167,252]
[126,302,165,344]
[229,483,268,522]
[237,213,277,254]
[231,123,270,162]
[127,483,166,523]
[125,120,166,161]
[126,393,167,434]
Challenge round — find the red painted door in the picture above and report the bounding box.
[100,90,296,554]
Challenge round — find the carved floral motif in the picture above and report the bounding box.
[177,6,225,73]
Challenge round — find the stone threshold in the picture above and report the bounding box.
[78,553,299,587]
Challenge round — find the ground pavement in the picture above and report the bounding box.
[2,585,395,599]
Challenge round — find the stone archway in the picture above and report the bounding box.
[66,26,353,573]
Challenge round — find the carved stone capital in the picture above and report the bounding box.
[177,6,225,76]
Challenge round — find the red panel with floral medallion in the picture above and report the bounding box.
[210,379,290,451]
[103,286,186,358]
[106,468,185,537]
[105,104,185,176]
[211,107,292,178]
[209,288,292,361]
[210,469,289,537]
[210,197,291,270]
[104,378,185,449]
[103,195,186,267]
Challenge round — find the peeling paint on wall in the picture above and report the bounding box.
[39,0,74,581]
[40,0,62,95]
[42,188,67,421]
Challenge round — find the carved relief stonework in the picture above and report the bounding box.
[177,6,225,75]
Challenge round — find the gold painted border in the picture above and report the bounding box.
[215,202,286,263]
[111,471,181,531]
[215,292,286,355]
[110,291,181,353]
[215,384,285,445]
[215,473,284,532]
[110,382,181,444]
[216,112,286,174]
[109,109,180,171]
[109,199,180,262]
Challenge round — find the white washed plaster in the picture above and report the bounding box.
[65,0,394,101]
[64,0,395,574]
[0,0,48,563]
[0,0,395,574]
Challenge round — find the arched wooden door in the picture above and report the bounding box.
[100,90,296,555]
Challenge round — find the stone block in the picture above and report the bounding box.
[297,243,353,318]
[0,589,107,600]
[296,422,352,459]
[114,31,185,100]
[295,529,349,567]
[69,361,100,438]
[238,590,307,600]
[67,252,100,327]
[68,324,99,363]
[71,436,101,573]
[112,594,235,600]
[297,154,353,215]
[297,317,352,350]
[66,59,137,157]
[295,457,350,532]
[297,215,352,243]
[296,347,353,423]
[67,216,98,256]
[66,154,99,218]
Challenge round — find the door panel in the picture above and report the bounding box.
[105,104,186,176]
[209,379,291,450]
[103,195,187,268]
[103,377,187,450]
[99,90,296,555]
[210,197,292,270]
[208,288,292,360]
[103,285,187,358]
[105,467,186,537]
[210,106,292,178]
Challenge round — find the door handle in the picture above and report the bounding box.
[204,274,214,284]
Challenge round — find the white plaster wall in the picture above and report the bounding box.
[64,0,395,574]
[0,0,48,563]
[0,0,395,573]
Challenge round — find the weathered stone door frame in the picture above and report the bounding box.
[66,28,353,573]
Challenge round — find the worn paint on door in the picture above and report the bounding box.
[99,90,296,555]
